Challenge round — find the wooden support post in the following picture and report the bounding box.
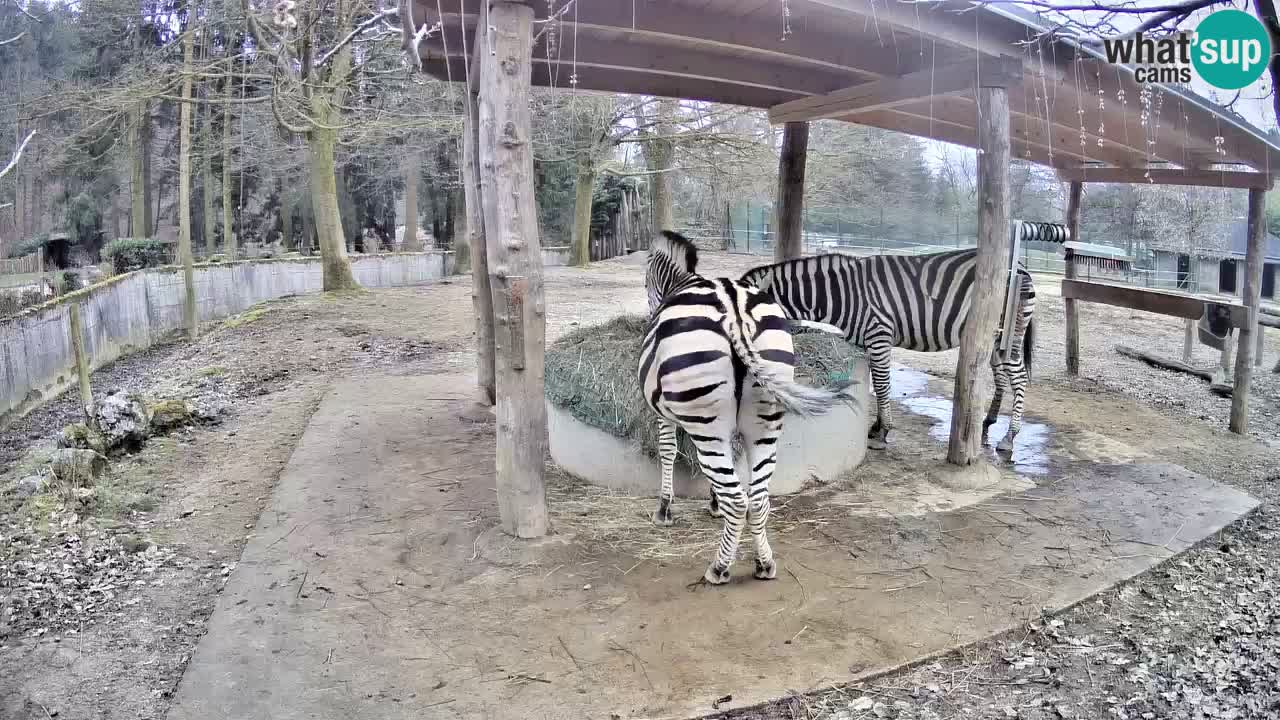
[463,23,496,406]
[1182,318,1195,364]
[478,1,548,538]
[774,121,809,261]
[948,85,1011,466]
[1230,188,1266,434]
[68,304,93,420]
[177,24,198,341]
[1063,180,1083,376]
[1255,324,1264,366]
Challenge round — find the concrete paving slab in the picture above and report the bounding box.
[166,374,1258,720]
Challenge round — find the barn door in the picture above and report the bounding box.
[1176,254,1191,289]
[1219,259,1238,294]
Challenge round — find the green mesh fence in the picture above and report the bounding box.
[544,315,862,460]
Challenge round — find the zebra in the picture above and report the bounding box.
[740,248,1035,453]
[639,231,855,585]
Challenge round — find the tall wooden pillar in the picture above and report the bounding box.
[947,84,1011,466]
[774,121,809,261]
[1229,187,1267,434]
[463,21,495,406]
[477,1,548,538]
[1063,181,1083,375]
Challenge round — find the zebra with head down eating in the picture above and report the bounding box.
[639,231,854,585]
[740,248,1035,452]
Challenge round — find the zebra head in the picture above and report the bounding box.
[738,264,775,294]
[646,231,699,313]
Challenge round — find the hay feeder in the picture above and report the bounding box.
[545,316,871,497]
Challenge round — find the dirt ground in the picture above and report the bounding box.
[2,252,1279,719]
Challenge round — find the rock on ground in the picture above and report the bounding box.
[91,392,150,452]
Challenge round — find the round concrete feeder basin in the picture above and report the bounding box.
[547,357,870,497]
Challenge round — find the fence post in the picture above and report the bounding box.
[68,304,94,420]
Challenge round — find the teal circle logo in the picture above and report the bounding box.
[1192,10,1271,90]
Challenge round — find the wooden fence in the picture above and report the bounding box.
[0,248,44,275]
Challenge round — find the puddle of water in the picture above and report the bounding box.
[888,364,930,399]
[899,396,1052,476]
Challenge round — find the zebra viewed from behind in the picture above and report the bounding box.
[740,248,1035,452]
[640,231,855,585]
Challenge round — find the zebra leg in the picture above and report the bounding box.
[866,342,893,449]
[740,389,781,580]
[706,492,722,518]
[692,434,745,586]
[997,282,1034,453]
[997,359,1028,453]
[984,353,1008,436]
[652,419,677,526]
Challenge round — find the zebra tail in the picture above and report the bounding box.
[719,315,858,418]
[1023,317,1035,380]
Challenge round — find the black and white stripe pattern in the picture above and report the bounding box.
[741,249,1036,452]
[639,231,853,585]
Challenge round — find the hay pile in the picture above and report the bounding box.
[544,314,861,458]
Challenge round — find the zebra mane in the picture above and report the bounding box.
[650,230,698,274]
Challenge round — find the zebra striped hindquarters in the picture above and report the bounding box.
[740,249,1036,453]
[639,231,855,586]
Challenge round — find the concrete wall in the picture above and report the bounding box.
[1,252,453,425]
[542,247,572,267]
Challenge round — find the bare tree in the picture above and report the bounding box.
[0,130,34,181]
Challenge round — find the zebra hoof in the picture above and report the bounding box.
[996,437,1015,453]
[754,559,777,580]
[652,499,674,526]
[867,437,888,450]
[704,563,732,585]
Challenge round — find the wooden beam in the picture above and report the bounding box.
[425,22,864,99]
[462,19,494,406]
[477,1,548,538]
[948,83,1011,466]
[410,0,926,81]
[1057,167,1274,190]
[768,56,1021,124]
[774,121,809,261]
[1063,181,1083,376]
[845,108,1089,168]
[1061,279,1249,327]
[1230,188,1267,434]
[424,55,808,109]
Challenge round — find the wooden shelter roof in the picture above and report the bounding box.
[405,0,1280,185]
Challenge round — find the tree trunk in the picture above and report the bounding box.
[774,121,809,261]
[569,156,596,266]
[281,186,294,250]
[201,90,216,257]
[646,98,677,232]
[178,27,198,340]
[1064,181,1083,375]
[403,151,421,251]
[308,125,360,290]
[477,2,548,538]
[301,199,315,255]
[129,104,146,238]
[1230,188,1267,433]
[141,102,154,238]
[222,104,235,258]
[947,85,1011,466]
[462,31,494,402]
